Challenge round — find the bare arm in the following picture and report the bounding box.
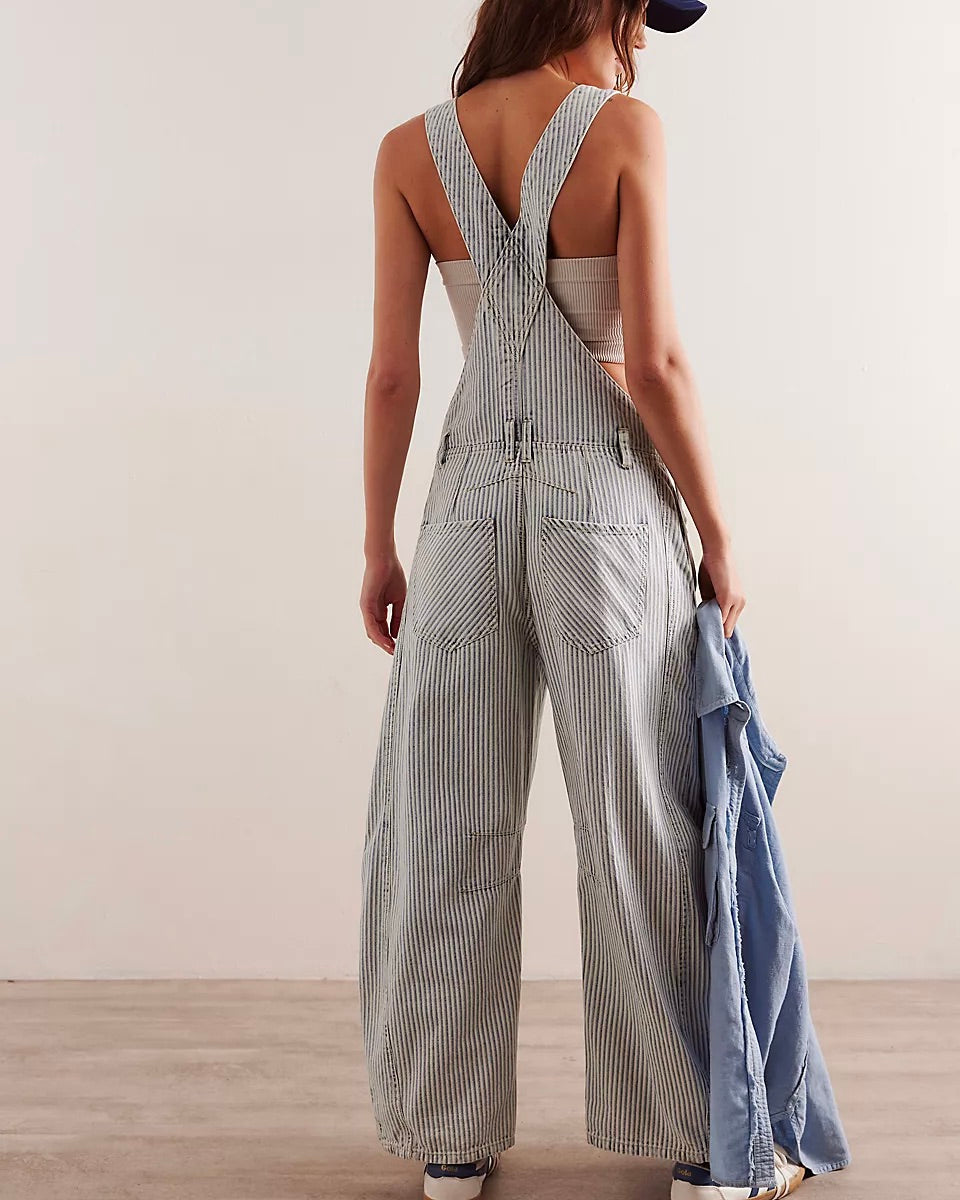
[360,124,430,653]
[616,99,745,635]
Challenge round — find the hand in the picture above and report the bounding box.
[360,550,407,654]
[697,544,746,638]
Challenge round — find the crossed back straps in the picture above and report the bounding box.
[424,84,617,357]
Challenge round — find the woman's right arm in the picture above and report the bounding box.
[360,123,431,654]
[614,97,745,637]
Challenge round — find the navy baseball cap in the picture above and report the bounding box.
[645,0,707,32]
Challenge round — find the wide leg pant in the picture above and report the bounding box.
[359,426,711,1163]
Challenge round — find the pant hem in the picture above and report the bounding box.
[586,1130,711,1161]
[697,1154,852,1188]
[377,1133,515,1162]
[802,1156,852,1176]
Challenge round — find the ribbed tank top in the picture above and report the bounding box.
[436,254,624,363]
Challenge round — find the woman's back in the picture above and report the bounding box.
[393,71,631,265]
[385,72,656,391]
[411,79,661,454]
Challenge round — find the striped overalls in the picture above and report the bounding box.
[359,83,712,1165]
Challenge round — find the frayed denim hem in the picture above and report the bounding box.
[803,1155,852,1176]
[709,1152,852,1189]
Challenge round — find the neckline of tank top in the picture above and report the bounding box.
[436,254,618,281]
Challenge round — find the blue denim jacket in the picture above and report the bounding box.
[694,598,852,1190]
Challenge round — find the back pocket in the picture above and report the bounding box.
[540,516,649,653]
[408,516,499,649]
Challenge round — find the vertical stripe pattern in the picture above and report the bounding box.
[359,83,711,1165]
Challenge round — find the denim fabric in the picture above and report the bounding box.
[694,598,852,1190]
[359,86,715,1164]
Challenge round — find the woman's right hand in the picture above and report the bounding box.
[360,550,407,654]
[697,542,746,638]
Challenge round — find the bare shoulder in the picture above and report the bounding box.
[601,93,666,161]
[375,112,431,184]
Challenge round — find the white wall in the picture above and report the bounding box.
[1,1,957,980]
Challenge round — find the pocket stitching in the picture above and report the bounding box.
[540,517,649,654]
[411,517,499,650]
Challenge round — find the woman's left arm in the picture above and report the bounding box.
[360,124,431,654]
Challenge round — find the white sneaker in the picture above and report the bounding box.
[422,1153,500,1200]
[670,1144,805,1199]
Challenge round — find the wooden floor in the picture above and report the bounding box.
[0,980,956,1199]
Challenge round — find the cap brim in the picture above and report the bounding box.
[645,0,707,33]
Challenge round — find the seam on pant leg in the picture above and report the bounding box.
[383,1031,408,1143]
[653,475,713,1112]
[378,644,415,1145]
[654,484,692,1031]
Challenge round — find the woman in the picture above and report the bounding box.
[358,2,803,1197]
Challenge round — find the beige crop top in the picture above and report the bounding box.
[436,254,624,363]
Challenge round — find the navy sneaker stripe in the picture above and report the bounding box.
[671,1161,715,1186]
[671,1160,768,1194]
[424,1158,490,1179]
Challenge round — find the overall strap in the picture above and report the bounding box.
[424,98,507,277]
[424,84,617,280]
[516,84,618,276]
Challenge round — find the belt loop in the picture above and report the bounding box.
[616,426,634,470]
[520,417,532,462]
[503,417,516,462]
[437,431,450,466]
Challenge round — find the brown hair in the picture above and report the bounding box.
[453,0,647,97]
